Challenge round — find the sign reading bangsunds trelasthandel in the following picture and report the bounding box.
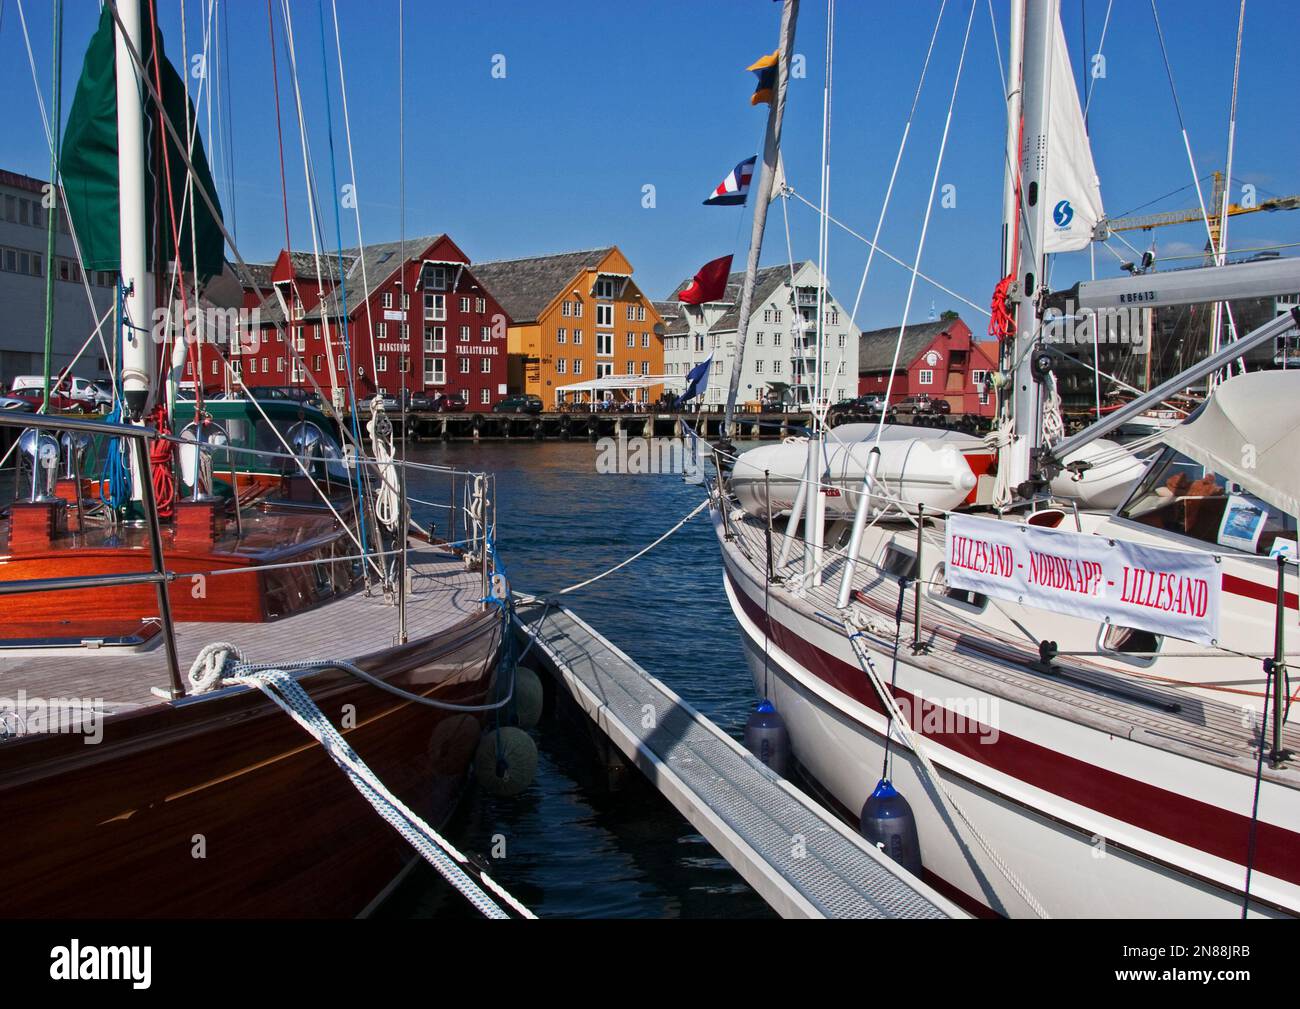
[944,514,1220,647]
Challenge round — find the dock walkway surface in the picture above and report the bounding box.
[513,599,964,919]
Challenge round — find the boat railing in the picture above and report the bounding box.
[0,411,185,699]
[0,412,502,700]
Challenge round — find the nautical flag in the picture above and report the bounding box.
[675,353,714,408]
[677,255,733,306]
[748,50,778,106]
[703,156,757,206]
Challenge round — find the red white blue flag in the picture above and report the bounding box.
[703,156,757,206]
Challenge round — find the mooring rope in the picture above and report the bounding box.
[187,644,534,919]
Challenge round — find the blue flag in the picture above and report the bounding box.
[675,353,714,408]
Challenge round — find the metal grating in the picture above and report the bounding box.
[517,602,955,919]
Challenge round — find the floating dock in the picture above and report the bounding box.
[513,599,965,919]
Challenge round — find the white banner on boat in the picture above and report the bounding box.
[944,515,1220,647]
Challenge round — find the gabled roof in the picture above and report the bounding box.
[665,262,810,334]
[235,262,275,289]
[472,248,615,325]
[858,319,955,372]
[254,235,449,326]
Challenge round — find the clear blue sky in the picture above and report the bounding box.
[3,0,1297,332]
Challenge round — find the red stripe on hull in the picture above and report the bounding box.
[725,567,1300,889]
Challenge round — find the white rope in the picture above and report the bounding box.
[367,398,400,529]
[556,498,710,596]
[188,647,534,918]
[232,668,517,918]
[842,615,1051,918]
[1040,372,1065,448]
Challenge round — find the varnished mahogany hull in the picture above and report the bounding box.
[0,608,502,917]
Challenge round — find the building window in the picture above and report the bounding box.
[594,277,616,299]
[626,333,635,349]
[426,265,448,290]
[402,293,410,310]
[626,304,635,321]
[400,323,409,341]
[597,332,613,356]
[755,360,764,374]
[481,388,492,404]
[971,369,987,388]
[572,329,583,345]
[460,357,470,374]
[476,297,485,313]
[557,358,567,374]
[773,332,782,347]
[596,304,613,328]
[772,359,783,374]
[626,361,635,375]
[573,359,583,375]
[377,355,389,372]
[460,325,470,341]
[641,333,650,348]
[424,293,445,321]
[694,335,705,352]
[572,300,583,318]
[377,322,388,340]
[481,358,492,373]
[641,361,649,376]
[557,328,567,344]
[460,296,470,312]
[481,325,491,342]
[755,332,764,347]
[562,301,572,317]
[382,292,393,309]
[637,305,646,321]
[919,369,933,385]
[827,308,839,325]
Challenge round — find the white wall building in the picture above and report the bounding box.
[0,169,114,385]
[660,260,859,409]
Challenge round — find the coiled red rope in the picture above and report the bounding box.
[148,404,176,519]
[988,273,1016,343]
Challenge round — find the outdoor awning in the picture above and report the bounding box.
[553,375,683,399]
[1162,369,1300,517]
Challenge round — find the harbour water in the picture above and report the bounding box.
[382,439,776,919]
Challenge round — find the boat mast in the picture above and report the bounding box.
[1004,0,1057,497]
[721,0,800,442]
[115,0,155,422]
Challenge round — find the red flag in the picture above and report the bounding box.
[677,255,733,305]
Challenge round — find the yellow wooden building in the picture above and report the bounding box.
[474,247,664,405]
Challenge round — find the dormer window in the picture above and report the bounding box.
[594,277,616,300]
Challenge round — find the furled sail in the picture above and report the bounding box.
[60,3,225,280]
[1041,8,1102,254]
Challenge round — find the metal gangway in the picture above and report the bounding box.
[513,599,965,919]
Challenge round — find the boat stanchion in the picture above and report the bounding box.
[911,502,929,654]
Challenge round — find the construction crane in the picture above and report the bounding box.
[1095,171,1300,255]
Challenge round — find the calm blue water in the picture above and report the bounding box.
[384,440,776,919]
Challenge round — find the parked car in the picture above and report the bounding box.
[893,393,950,417]
[0,394,34,413]
[408,390,434,412]
[432,392,467,413]
[6,375,90,413]
[493,394,543,414]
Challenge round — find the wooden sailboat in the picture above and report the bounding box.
[0,2,504,917]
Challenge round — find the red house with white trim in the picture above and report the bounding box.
[857,315,997,418]
[205,235,511,409]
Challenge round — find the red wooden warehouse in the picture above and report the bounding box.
[857,315,997,418]
[206,234,511,409]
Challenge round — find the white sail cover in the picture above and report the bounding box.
[1042,10,1103,253]
[1162,370,1300,518]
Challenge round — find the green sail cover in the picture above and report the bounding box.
[60,3,225,280]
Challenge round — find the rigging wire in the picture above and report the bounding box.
[871,0,979,450]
